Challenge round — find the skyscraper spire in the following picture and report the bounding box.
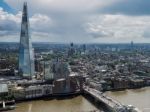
[19,2,35,79]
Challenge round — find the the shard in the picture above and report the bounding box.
[19,2,34,79]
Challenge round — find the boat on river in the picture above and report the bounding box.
[0,100,16,111]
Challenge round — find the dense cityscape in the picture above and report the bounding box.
[0,1,150,112]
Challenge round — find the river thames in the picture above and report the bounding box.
[106,87,150,112]
[8,95,100,112]
[7,87,150,112]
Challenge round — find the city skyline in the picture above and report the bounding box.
[0,1,149,112]
[1,0,150,43]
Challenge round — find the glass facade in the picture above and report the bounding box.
[19,2,34,78]
[43,61,54,80]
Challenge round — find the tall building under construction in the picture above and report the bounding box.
[19,2,34,79]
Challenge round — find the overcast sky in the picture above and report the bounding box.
[1,0,150,43]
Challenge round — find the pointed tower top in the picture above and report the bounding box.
[24,1,27,5]
[23,2,28,8]
[23,2,27,7]
[23,2,28,12]
[22,1,28,22]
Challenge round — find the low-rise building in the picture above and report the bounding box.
[130,79,144,88]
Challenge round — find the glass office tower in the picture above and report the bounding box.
[19,2,34,79]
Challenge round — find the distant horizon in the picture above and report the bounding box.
[1,41,150,45]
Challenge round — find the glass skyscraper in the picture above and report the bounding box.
[19,2,35,79]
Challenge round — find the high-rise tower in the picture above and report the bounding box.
[19,2,35,79]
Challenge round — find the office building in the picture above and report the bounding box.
[19,2,35,79]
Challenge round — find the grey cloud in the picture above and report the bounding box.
[0,21,19,31]
[100,0,150,15]
[0,31,17,37]
[143,29,150,38]
[85,14,150,42]
[2,0,150,43]
[4,0,117,14]
[92,31,114,38]
[0,7,54,39]
[0,6,92,43]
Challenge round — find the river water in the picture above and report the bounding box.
[8,95,99,112]
[7,87,150,112]
[106,87,150,112]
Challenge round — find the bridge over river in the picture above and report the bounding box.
[83,86,141,112]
